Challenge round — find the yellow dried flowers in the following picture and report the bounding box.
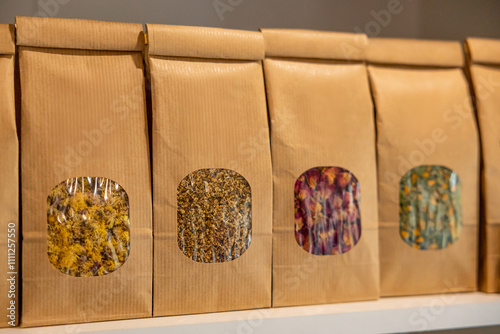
[47,177,130,277]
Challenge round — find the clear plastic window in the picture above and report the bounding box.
[399,165,462,250]
[177,168,252,263]
[294,167,361,255]
[47,177,130,277]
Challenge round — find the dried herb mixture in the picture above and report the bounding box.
[177,168,252,263]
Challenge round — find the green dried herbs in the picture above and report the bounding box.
[294,167,361,255]
[177,168,252,263]
[399,165,462,250]
[47,177,130,277]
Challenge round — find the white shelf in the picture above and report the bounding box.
[2,292,500,334]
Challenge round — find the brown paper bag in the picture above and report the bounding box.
[367,38,479,296]
[261,29,379,307]
[17,17,152,326]
[0,24,19,328]
[146,24,272,316]
[466,38,500,293]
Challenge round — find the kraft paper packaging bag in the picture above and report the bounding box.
[367,38,480,296]
[146,24,272,316]
[466,38,500,293]
[261,29,379,307]
[0,24,19,327]
[17,17,152,326]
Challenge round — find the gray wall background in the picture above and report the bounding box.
[1,0,500,41]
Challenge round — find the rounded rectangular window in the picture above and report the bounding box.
[294,167,361,255]
[177,168,252,263]
[47,177,130,277]
[399,165,462,250]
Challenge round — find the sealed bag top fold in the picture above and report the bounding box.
[146,24,264,60]
[15,16,144,51]
[260,28,367,61]
[367,37,464,67]
[466,38,500,65]
[0,24,15,55]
